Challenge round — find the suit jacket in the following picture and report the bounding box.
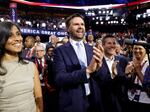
[22,47,36,61]
[53,42,102,112]
[95,55,128,112]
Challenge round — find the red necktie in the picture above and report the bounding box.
[26,49,31,58]
[39,59,43,68]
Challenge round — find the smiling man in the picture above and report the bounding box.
[96,35,129,112]
[52,13,104,112]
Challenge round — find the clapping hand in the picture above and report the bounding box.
[86,44,104,74]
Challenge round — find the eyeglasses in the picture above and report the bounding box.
[36,50,44,52]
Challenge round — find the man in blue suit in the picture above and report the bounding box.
[52,13,104,112]
[95,35,129,112]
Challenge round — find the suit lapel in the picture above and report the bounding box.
[64,42,93,68]
[114,55,124,76]
[114,55,120,61]
[84,44,93,65]
[103,58,112,79]
[64,42,81,66]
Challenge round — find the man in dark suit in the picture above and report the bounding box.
[95,35,129,112]
[22,36,35,61]
[52,13,104,112]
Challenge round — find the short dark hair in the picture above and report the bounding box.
[102,35,116,45]
[65,13,84,28]
[25,36,35,43]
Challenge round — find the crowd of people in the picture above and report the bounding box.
[0,14,65,30]
[0,13,150,112]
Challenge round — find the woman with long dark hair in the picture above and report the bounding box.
[0,21,43,112]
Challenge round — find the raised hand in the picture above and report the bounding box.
[125,61,135,75]
[112,60,119,78]
[86,44,104,74]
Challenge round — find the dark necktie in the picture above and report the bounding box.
[39,59,43,68]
